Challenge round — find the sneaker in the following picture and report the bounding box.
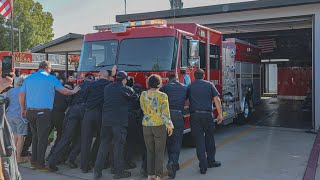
[113,170,131,179]
[94,170,102,179]
[30,160,38,169]
[208,161,221,168]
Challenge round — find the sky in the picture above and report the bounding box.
[35,0,254,39]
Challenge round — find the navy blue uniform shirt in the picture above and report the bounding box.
[160,80,187,111]
[85,79,112,110]
[71,81,91,105]
[187,79,220,113]
[102,83,138,127]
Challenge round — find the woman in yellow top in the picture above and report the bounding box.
[140,74,174,180]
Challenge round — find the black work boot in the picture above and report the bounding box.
[113,170,131,179]
[68,160,78,169]
[167,164,177,179]
[94,170,102,179]
[208,161,221,168]
[124,162,136,170]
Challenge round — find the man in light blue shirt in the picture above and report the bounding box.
[19,61,80,170]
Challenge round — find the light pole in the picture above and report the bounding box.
[5,26,21,52]
[13,27,21,52]
[124,0,127,14]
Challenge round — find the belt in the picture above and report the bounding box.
[193,110,212,114]
[170,109,182,113]
[28,108,51,111]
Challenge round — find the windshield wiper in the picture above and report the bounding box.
[87,64,114,75]
[117,63,143,72]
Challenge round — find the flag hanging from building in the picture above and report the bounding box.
[0,0,12,19]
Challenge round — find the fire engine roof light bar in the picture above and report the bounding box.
[261,59,290,63]
[94,19,167,32]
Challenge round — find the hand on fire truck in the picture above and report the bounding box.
[111,64,117,77]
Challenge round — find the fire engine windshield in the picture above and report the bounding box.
[78,40,118,71]
[117,37,177,71]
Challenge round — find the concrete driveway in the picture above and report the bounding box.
[20,125,317,180]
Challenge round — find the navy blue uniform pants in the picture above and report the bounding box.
[190,112,216,171]
[48,104,84,166]
[80,107,102,171]
[167,111,184,169]
[95,126,127,174]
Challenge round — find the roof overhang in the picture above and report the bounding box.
[31,33,84,53]
[116,0,320,23]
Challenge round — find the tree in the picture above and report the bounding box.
[0,0,54,52]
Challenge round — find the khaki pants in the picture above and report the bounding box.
[143,125,167,177]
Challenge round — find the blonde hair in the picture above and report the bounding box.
[16,74,27,86]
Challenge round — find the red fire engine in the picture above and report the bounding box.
[78,20,261,133]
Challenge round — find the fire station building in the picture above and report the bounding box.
[116,0,320,130]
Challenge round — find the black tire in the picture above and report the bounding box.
[182,132,196,147]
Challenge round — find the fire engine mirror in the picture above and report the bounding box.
[189,59,200,68]
[189,40,200,58]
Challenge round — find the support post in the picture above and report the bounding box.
[313,13,320,130]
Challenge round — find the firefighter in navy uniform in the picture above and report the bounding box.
[160,74,187,178]
[80,70,113,173]
[187,69,223,175]
[48,73,94,171]
[94,71,138,179]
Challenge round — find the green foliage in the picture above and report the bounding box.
[0,0,54,52]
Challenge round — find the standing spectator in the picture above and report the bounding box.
[140,74,174,180]
[160,74,187,178]
[94,71,138,179]
[19,61,80,171]
[6,74,28,163]
[0,73,22,180]
[187,69,223,174]
[81,70,112,172]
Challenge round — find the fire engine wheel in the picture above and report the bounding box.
[182,132,196,147]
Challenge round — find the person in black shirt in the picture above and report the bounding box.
[48,75,93,172]
[47,82,74,160]
[187,69,223,175]
[94,71,138,179]
[80,70,112,173]
[52,82,74,147]
[160,74,187,178]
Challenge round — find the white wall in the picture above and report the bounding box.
[266,64,278,93]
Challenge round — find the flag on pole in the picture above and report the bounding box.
[0,0,12,19]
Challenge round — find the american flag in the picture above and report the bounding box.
[257,38,277,54]
[0,0,12,19]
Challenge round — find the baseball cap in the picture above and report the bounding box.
[116,71,128,80]
[85,73,95,80]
